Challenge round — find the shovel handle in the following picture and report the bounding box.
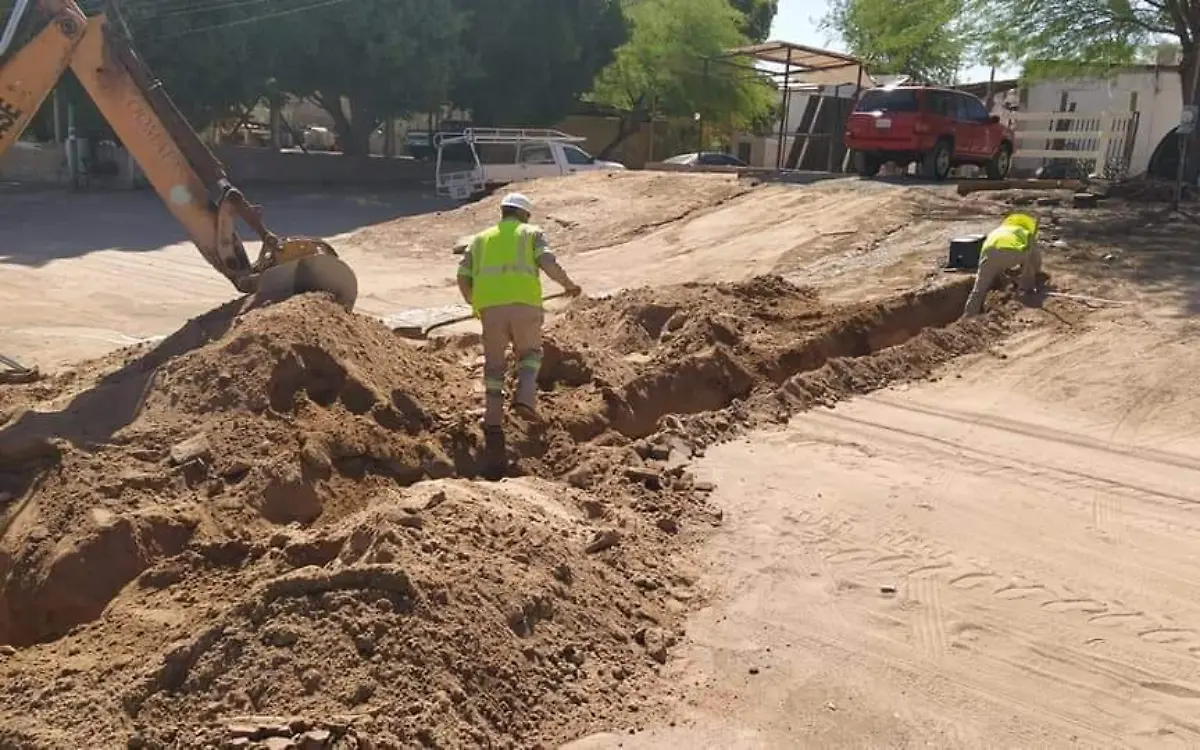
[418,291,574,337]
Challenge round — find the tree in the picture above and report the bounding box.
[978,0,1197,101]
[451,0,628,126]
[977,0,1200,177]
[259,0,466,157]
[588,0,776,157]
[729,0,778,44]
[822,0,970,84]
[123,2,268,131]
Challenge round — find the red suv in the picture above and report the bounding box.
[844,86,1014,181]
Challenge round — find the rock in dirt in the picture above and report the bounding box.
[169,433,212,465]
[297,729,332,750]
[585,529,622,554]
[624,467,663,491]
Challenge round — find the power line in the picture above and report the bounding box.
[131,0,283,20]
[158,0,351,39]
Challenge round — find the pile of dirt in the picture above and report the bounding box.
[343,171,750,261]
[0,274,1038,748]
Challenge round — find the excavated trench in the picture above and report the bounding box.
[0,276,1004,647]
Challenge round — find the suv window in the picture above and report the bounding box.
[927,91,955,117]
[519,143,555,164]
[855,88,920,113]
[563,145,593,165]
[954,93,990,122]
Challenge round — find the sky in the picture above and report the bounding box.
[767,0,1011,84]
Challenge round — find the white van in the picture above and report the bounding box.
[435,128,625,200]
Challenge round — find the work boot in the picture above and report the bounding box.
[481,425,507,481]
[512,400,542,422]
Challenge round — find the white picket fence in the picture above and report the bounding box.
[1006,110,1140,177]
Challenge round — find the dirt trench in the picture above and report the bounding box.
[0,274,1022,748]
[0,275,997,648]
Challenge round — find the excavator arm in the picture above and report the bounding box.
[0,0,358,310]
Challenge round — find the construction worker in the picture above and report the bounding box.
[456,192,582,426]
[963,212,1043,317]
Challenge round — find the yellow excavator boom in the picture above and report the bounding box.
[0,0,358,310]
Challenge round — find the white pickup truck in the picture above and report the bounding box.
[436,128,625,200]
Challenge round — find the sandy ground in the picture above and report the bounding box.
[3,170,1199,748]
[565,210,1200,748]
[0,173,1001,368]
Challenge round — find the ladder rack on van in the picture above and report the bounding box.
[435,128,586,147]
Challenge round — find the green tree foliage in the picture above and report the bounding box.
[451,0,628,126]
[123,1,269,130]
[823,0,969,84]
[589,0,776,156]
[258,0,466,156]
[728,0,778,43]
[976,0,1199,104]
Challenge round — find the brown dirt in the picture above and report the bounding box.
[344,171,752,261]
[0,272,1037,749]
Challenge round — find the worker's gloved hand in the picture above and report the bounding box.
[565,283,583,297]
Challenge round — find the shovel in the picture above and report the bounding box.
[0,353,41,384]
[394,291,573,340]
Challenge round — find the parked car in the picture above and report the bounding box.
[844,86,1014,181]
[663,151,748,167]
[436,128,625,199]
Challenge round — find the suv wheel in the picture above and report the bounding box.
[920,139,953,181]
[855,151,882,177]
[986,143,1012,180]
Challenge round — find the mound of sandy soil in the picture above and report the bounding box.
[343,171,751,260]
[0,274,1028,749]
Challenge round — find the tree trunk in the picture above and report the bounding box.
[1180,43,1200,184]
[344,98,381,158]
[598,97,647,160]
[316,93,354,153]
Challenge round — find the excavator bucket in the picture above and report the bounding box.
[251,254,359,312]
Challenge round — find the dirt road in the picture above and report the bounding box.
[567,304,1200,747]
[1,174,998,368]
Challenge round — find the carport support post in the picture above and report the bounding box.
[842,64,865,173]
[777,48,793,169]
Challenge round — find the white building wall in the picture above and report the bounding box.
[1018,68,1182,176]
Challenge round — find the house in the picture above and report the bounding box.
[960,60,1184,178]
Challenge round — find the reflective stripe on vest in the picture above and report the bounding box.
[470,220,543,311]
[981,224,1030,256]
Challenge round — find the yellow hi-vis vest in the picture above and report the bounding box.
[981,224,1031,258]
[469,219,543,311]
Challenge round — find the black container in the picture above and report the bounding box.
[947,234,985,270]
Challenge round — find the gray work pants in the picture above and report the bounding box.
[480,304,544,426]
[963,244,1043,317]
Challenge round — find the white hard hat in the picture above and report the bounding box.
[500,192,533,213]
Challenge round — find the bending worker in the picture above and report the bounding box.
[457,192,582,426]
[963,212,1043,317]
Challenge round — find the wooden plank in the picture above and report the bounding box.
[955,178,1084,195]
[1008,111,1110,122]
[1013,149,1101,159]
[1015,130,1103,139]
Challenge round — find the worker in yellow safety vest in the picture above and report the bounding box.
[963,212,1044,317]
[457,192,583,427]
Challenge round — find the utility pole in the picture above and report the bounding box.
[1172,50,1200,210]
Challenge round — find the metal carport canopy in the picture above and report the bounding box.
[719,41,862,72]
[714,41,865,169]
